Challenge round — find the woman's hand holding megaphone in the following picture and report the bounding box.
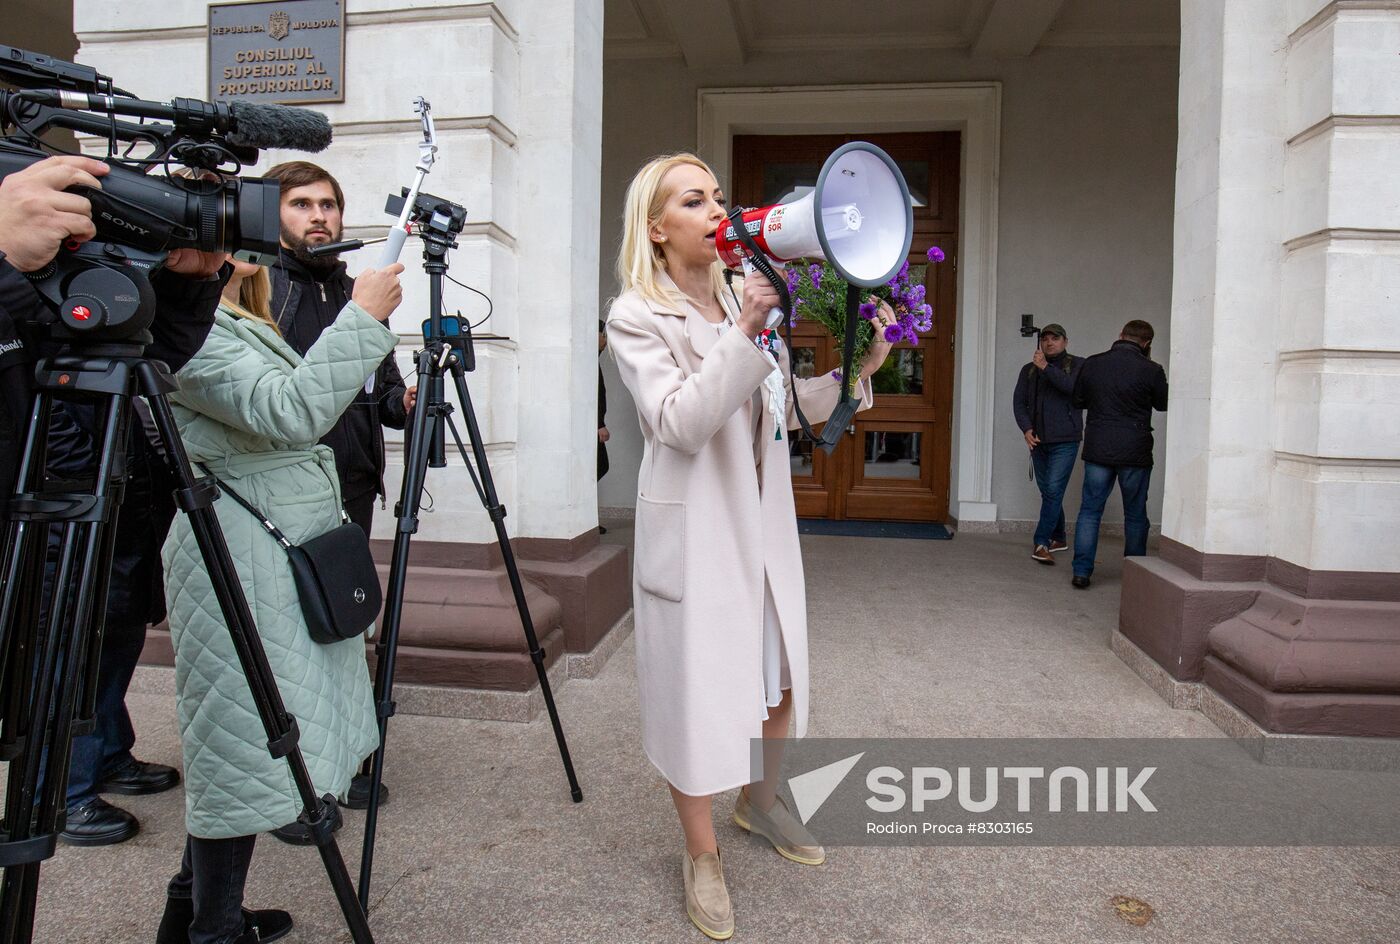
[737,271,781,340]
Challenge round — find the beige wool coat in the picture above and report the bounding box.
[607,274,872,796]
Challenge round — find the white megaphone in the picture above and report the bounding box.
[715,141,914,328]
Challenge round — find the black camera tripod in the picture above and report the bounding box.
[0,345,376,944]
[350,189,583,911]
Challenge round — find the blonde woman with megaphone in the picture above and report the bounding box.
[607,153,897,940]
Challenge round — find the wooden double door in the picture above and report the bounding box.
[732,131,960,522]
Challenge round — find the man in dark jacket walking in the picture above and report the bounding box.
[1069,319,1169,588]
[265,161,414,536]
[1012,323,1082,564]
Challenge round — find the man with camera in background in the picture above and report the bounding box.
[1013,323,1083,565]
[0,154,230,845]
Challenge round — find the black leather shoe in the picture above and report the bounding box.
[269,803,342,846]
[1071,575,1091,589]
[98,757,181,796]
[340,773,389,810]
[157,896,293,944]
[59,798,139,846]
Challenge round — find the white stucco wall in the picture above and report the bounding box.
[596,46,1179,529]
[1164,0,1400,575]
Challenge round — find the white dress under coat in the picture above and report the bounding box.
[607,274,872,795]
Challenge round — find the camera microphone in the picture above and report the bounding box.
[225,101,332,152]
[32,91,332,152]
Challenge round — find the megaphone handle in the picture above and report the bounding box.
[738,256,786,330]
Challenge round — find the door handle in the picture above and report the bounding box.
[846,424,857,437]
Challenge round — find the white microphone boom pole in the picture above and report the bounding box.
[366,97,437,392]
[378,97,438,267]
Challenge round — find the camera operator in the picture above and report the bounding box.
[1012,323,1083,565]
[1,155,231,846]
[0,155,110,507]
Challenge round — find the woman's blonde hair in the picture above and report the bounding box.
[225,266,278,334]
[616,152,727,310]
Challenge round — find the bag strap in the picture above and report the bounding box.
[196,463,293,550]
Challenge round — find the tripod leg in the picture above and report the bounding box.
[444,361,583,803]
[134,364,375,944]
[1,392,127,944]
[358,348,438,910]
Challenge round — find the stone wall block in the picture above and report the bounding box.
[1269,463,1400,573]
[1287,127,1400,237]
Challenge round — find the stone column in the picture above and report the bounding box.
[1118,0,1400,737]
[76,0,628,710]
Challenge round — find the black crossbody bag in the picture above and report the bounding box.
[199,465,382,644]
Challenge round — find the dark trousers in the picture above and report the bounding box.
[167,833,258,944]
[64,618,144,808]
[343,489,380,783]
[1029,441,1078,549]
[1072,462,1152,578]
[40,479,169,810]
[343,489,376,538]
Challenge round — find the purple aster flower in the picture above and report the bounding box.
[830,368,843,381]
[914,318,933,333]
[785,268,801,292]
[927,246,946,263]
[907,284,926,306]
[917,302,932,319]
[858,301,877,319]
[808,263,824,287]
[883,324,902,343]
[897,260,910,281]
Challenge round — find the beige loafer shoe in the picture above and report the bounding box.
[682,849,734,940]
[733,788,826,865]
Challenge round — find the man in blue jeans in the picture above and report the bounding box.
[1012,324,1083,564]
[1069,319,1170,588]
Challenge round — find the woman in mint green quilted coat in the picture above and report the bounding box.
[156,254,404,943]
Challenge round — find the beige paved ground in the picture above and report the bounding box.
[19,530,1400,943]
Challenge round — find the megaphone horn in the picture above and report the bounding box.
[715,141,914,290]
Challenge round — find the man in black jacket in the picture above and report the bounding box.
[263,161,412,826]
[1,154,228,845]
[1012,323,1082,564]
[264,161,414,535]
[1069,319,1169,588]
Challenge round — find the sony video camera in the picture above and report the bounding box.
[0,45,332,343]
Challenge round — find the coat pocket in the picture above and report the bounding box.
[635,495,685,602]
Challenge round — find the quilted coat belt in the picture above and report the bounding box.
[199,444,337,480]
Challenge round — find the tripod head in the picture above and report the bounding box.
[384,187,467,250]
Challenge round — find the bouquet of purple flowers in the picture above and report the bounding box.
[784,246,946,389]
